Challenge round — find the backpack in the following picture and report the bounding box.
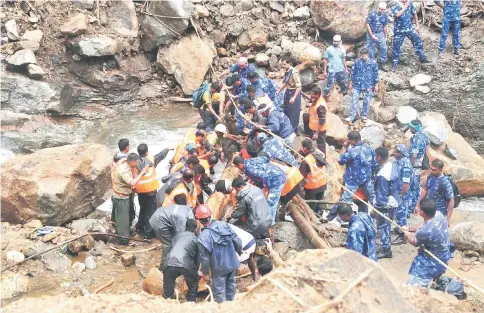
[192,82,210,109]
[438,174,462,208]
[421,150,430,170]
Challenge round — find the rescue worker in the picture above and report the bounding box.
[213,123,242,164]
[270,159,304,221]
[134,144,170,239]
[277,56,302,134]
[228,223,258,281]
[365,2,390,70]
[221,56,256,80]
[112,153,149,245]
[322,35,348,99]
[114,138,130,165]
[258,103,296,147]
[391,0,431,71]
[408,120,430,216]
[336,131,376,220]
[393,144,415,245]
[196,205,242,303]
[257,132,297,167]
[302,87,328,154]
[240,97,266,132]
[247,72,280,107]
[162,169,198,208]
[436,0,461,57]
[201,82,223,132]
[402,198,451,287]
[170,155,200,174]
[156,172,182,208]
[337,203,377,261]
[171,128,197,165]
[162,219,199,302]
[419,159,455,225]
[193,164,213,204]
[373,146,400,259]
[298,139,328,216]
[231,177,272,238]
[195,129,214,159]
[347,48,379,124]
[150,193,195,270]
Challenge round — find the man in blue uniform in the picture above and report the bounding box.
[233,154,287,224]
[373,146,400,259]
[222,56,256,80]
[365,2,390,70]
[258,103,296,147]
[391,0,430,71]
[337,203,377,261]
[403,198,451,287]
[393,144,414,245]
[231,75,252,133]
[347,48,379,124]
[247,72,280,107]
[436,0,461,57]
[419,159,455,225]
[257,132,298,167]
[408,120,429,216]
[322,35,348,99]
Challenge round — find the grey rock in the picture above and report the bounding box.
[220,4,235,16]
[251,7,264,19]
[450,222,484,255]
[194,4,210,18]
[27,64,45,79]
[18,40,41,52]
[287,24,298,37]
[21,30,44,43]
[5,49,36,66]
[140,0,192,51]
[60,13,87,36]
[290,42,321,63]
[71,0,94,10]
[28,12,39,23]
[255,53,270,66]
[384,90,420,107]
[269,54,279,69]
[293,6,310,19]
[421,114,448,146]
[236,0,253,12]
[6,251,25,263]
[71,262,86,273]
[360,121,386,148]
[409,73,432,87]
[414,84,430,94]
[68,219,108,234]
[228,23,244,37]
[273,222,313,251]
[300,68,315,87]
[40,251,72,272]
[84,256,97,269]
[380,71,409,91]
[269,1,285,13]
[209,29,226,45]
[5,19,20,41]
[271,45,283,56]
[396,106,418,125]
[106,0,138,37]
[265,41,275,49]
[346,52,356,59]
[0,131,77,154]
[0,111,31,126]
[280,37,293,50]
[22,242,53,258]
[68,35,122,56]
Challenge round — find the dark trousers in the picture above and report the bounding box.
[212,271,237,303]
[302,113,327,155]
[163,266,198,302]
[283,89,302,133]
[279,184,302,220]
[112,196,135,245]
[137,193,157,237]
[304,186,326,214]
[157,230,173,270]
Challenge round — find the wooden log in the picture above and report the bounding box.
[293,195,319,224]
[288,203,331,249]
[169,97,193,103]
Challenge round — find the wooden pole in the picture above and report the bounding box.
[288,203,331,249]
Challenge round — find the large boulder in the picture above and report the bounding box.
[1,272,31,299]
[449,222,484,255]
[311,0,376,41]
[421,112,484,197]
[237,29,268,50]
[106,0,138,37]
[290,42,321,64]
[68,35,122,57]
[1,144,112,225]
[360,120,386,148]
[156,34,216,95]
[420,112,448,146]
[326,111,348,147]
[5,19,20,41]
[140,0,193,51]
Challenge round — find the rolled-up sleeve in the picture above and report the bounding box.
[293,71,302,88]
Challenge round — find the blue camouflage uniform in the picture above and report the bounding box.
[266,108,295,140]
[424,175,454,216]
[407,211,450,287]
[230,63,256,80]
[391,2,427,66]
[234,78,252,132]
[349,58,379,121]
[395,145,415,229]
[408,131,430,215]
[338,142,376,205]
[244,156,287,223]
[347,212,378,261]
[439,0,461,52]
[251,78,281,107]
[261,137,298,167]
[374,162,400,250]
[366,10,389,64]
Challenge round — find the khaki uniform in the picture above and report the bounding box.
[112,159,135,244]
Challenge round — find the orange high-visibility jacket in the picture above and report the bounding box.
[302,153,327,190]
[133,154,159,193]
[271,161,304,196]
[309,97,328,132]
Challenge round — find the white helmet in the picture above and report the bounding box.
[333,35,341,42]
[379,2,387,9]
[214,124,227,134]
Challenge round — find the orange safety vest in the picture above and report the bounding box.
[133,154,159,194]
[172,128,196,164]
[309,97,328,132]
[271,161,304,196]
[162,182,198,208]
[353,188,367,201]
[170,161,184,174]
[303,153,327,190]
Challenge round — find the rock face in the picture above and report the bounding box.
[156,34,216,95]
[106,0,138,37]
[140,0,193,51]
[60,13,87,36]
[290,42,322,63]
[1,144,112,226]
[311,0,375,41]
[68,35,122,56]
[449,222,484,255]
[1,272,31,299]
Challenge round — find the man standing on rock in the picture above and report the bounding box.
[408,120,430,216]
[436,0,461,57]
[347,48,379,124]
[402,198,451,287]
[222,56,256,80]
[391,0,431,71]
[278,56,302,134]
[365,2,390,70]
[322,35,348,100]
[302,87,328,155]
[111,153,149,245]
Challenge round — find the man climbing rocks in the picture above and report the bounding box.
[322,35,348,99]
[365,2,390,70]
[201,82,223,132]
[222,56,256,80]
[408,120,430,216]
[302,86,328,154]
[436,0,461,57]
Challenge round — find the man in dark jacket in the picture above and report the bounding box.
[163,219,199,302]
[149,194,195,269]
[196,204,242,303]
[231,177,272,239]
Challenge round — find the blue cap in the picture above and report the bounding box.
[256,132,268,143]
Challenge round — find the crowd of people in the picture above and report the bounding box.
[108,0,462,302]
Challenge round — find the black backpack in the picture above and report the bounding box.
[421,149,430,170]
[438,174,462,208]
[192,82,210,109]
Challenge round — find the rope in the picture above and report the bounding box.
[188,19,484,297]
